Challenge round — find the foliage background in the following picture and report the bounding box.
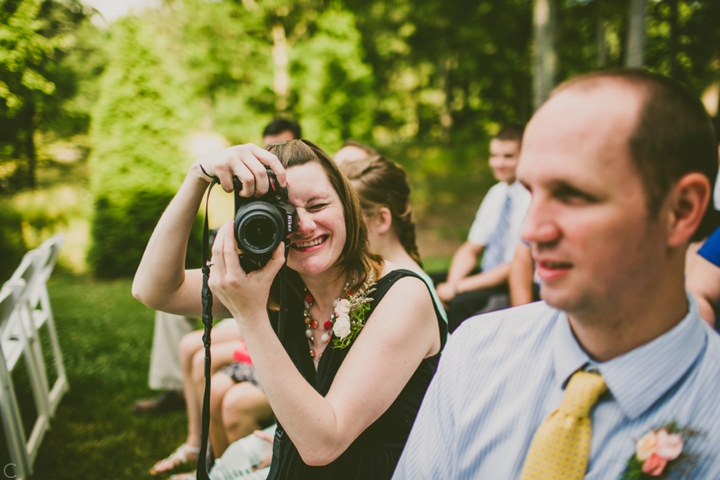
[0,1,718,478]
[1,0,719,280]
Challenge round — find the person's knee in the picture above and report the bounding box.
[222,383,269,428]
[210,374,234,414]
[191,350,206,386]
[179,331,202,372]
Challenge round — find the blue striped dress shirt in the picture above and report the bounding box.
[393,294,720,479]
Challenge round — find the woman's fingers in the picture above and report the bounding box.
[228,158,256,197]
[234,146,269,197]
[220,221,242,278]
[196,143,285,197]
[247,144,286,187]
[261,243,286,277]
[210,221,231,280]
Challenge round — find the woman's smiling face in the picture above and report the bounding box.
[286,162,347,277]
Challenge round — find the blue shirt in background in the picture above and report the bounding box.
[699,226,720,267]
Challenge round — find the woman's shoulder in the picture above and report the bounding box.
[377,262,427,288]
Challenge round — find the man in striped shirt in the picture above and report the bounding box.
[394,70,720,479]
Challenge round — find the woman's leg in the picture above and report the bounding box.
[221,382,273,447]
[179,330,205,448]
[208,371,237,458]
[189,340,242,446]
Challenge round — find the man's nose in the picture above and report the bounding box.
[521,197,559,245]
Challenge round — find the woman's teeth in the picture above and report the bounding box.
[295,237,324,248]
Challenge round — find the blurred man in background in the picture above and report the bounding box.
[435,125,531,332]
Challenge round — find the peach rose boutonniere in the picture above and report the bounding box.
[621,422,703,479]
[332,270,377,349]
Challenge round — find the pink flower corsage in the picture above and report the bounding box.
[622,422,702,479]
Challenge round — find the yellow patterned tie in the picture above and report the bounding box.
[520,370,607,480]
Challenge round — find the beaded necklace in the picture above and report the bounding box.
[303,282,350,358]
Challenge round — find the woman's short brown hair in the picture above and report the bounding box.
[266,140,383,292]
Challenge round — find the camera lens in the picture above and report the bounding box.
[235,202,284,255]
[242,217,278,250]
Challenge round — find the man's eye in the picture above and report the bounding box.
[555,186,595,204]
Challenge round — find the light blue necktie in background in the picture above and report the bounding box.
[482,193,512,272]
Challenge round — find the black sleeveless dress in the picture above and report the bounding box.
[266,269,448,480]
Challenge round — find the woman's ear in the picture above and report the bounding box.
[377,207,393,234]
[665,172,711,247]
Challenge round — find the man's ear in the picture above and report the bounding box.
[377,207,393,234]
[666,172,711,247]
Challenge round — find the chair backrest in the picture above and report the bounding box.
[0,279,30,365]
[0,281,23,328]
[9,253,38,289]
[10,251,45,310]
[37,234,64,284]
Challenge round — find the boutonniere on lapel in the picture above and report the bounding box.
[621,422,702,479]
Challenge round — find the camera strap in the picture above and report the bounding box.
[197,177,218,480]
[197,176,290,480]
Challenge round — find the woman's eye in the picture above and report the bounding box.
[307,203,327,212]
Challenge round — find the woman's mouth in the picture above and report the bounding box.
[292,236,327,251]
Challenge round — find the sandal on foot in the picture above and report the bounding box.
[169,473,196,480]
[150,443,200,476]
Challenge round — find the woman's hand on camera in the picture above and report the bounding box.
[191,143,287,197]
[208,220,286,324]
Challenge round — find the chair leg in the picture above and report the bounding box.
[37,289,69,415]
[0,358,31,480]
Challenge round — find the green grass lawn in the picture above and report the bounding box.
[31,275,187,479]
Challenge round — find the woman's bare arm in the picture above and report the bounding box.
[132,144,286,318]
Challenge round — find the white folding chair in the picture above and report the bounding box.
[0,280,51,479]
[24,235,69,415]
[9,251,52,420]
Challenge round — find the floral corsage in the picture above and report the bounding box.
[332,270,377,349]
[621,422,702,479]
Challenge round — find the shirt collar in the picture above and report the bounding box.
[552,292,707,420]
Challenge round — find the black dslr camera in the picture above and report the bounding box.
[233,168,297,272]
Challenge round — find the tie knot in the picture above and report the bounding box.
[558,370,607,418]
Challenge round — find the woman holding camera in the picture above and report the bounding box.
[133,140,445,479]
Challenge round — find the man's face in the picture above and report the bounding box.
[489,139,521,184]
[517,82,668,317]
[263,130,296,146]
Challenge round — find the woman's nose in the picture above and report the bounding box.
[296,210,315,234]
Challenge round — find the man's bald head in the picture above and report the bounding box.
[545,70,718,218]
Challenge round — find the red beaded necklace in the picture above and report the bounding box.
[303,284,349,358]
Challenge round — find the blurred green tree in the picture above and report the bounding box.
[87,18,192,278]
[290,8,375,151]
[0,0,89,191]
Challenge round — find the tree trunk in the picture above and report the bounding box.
[595,0,607,68]
[22,100,37,189]
[533,0,558,110]
[625,0,647,67]
[597,17,607,68]
[667,0,679,79]
[439,54,454,143]
[272,23,289,113]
